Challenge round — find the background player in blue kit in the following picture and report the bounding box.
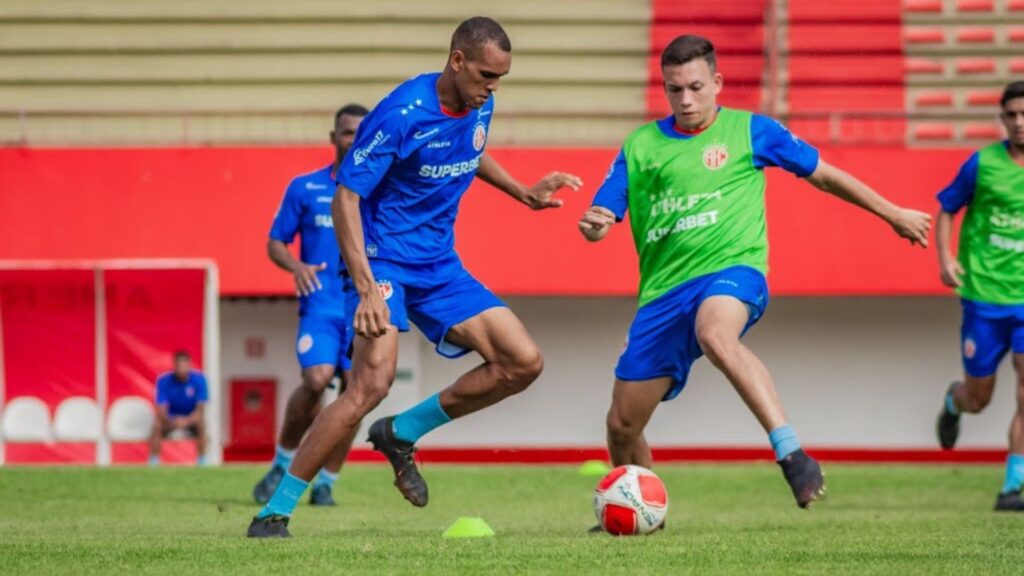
[252,104,368,507]
[248,17,582,537]
[149,350,208,466]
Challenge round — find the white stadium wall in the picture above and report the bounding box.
[220,296,1017,450]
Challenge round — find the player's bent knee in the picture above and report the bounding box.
[606,410,640,441]
[696,330,739,366]
[970,390,994,412]
[302,367,335,394]
[499,346,544,393]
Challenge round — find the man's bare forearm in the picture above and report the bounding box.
[332,185,376,295]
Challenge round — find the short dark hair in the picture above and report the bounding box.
[335,103,368,126]
[173,350,191,362]
[661,35,716,71]
[1001,81,1024,108]
[450,16,511,59]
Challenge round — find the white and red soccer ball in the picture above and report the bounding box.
[593,465,668,535]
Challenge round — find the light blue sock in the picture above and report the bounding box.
[314,468,339,489]
[272,445,296,470]
[945,392,960,416]
[257,472,309,518]
[768,424,801,461]
[148,455,160,467]
[196,454,207,467]
[391,393,452,444]
[1002,454,1024,494]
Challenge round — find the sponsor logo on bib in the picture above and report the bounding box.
[702,143,729,171]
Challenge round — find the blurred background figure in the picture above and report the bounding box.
[150,350,209,466]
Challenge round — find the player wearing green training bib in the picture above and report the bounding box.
[578,35,931,522]
[934,81,1024,512]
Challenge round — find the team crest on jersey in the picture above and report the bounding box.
[472,122,487,152]
[377,280,394,301]
[702,143,729,171]
[298,334,314,354]
[963,337,977,359]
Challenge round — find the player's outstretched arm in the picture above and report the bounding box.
[476,152,582,210]
[805,159,932,247]
[267,239,326,296]
[332,185,390,338]
[577,206,616,242]
[935,209,964,287]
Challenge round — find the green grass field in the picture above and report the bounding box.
[0,463,1020,575]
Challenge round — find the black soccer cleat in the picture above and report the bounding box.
[246,514,291,538]
[936,382,962,450]
[252,464,285,505]
[367,416,429,507]
[778,449,826,509]
[309,483,336,507]
[994,490,1024,511]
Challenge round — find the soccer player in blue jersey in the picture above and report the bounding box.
[252,104,368,507]
[934,81,1024,511]
[149,350,208,466]
[577,36,930,521]
[247,16,582,537]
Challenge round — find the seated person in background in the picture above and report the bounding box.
[149,350,208,466]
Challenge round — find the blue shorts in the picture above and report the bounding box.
[615,265,769,401]
[961,299,1024,377]
[343,254,505,358]
[296,313,352,372]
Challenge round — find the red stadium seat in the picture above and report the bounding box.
[789,86,905,112]
[964,124,1003,139]
[1011,58,1024,73]
[788,55,902,85]
[652,0,766,23]
[790,0,902,22]
[1008,0,1024,10]
[955,58,996,74]
[903,0,943,13]
[904,57,945,74]
[1010,27,1024,43]
[788,24,902,54]
[956,0,994,12]
[914,123,956,140]
[966,90,1002,106]
[905,28,946,44]
[914,91,955,107]
[956,27,995,44]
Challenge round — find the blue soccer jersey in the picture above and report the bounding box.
[155,370,208,417]
[336,72,495,264]
[269,164,346,317]
[593,112,821,219]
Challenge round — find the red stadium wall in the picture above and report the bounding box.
[0,146,963,297]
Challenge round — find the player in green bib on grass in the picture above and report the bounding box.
[578,35,931,522]
[934,81,1024,511]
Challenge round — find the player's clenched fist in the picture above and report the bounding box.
[578,206,616,242]
[355,289,391,338]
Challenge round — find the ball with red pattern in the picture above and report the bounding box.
[593,465,668,535]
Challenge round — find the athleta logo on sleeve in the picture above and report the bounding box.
[353,130,391,165]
